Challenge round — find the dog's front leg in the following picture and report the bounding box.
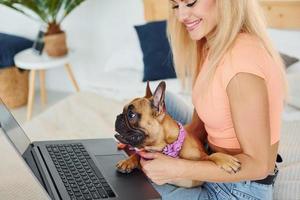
[207,152,241,174]
[116,153,140,173]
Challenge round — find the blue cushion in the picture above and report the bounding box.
[0,33,33,69]
[135,21,176,82]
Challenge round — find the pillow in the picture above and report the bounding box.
[286,73,300,109]
[0,33,33,69]
[135,20,177,82]
[280,52,299,68]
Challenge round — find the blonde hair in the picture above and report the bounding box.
[167,0,288,98]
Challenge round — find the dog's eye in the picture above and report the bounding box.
[128,111,136,119]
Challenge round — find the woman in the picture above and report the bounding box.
[139,0,287,199]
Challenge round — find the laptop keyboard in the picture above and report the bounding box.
[46,143,116,200]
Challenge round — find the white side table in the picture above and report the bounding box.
[14,48,80,120]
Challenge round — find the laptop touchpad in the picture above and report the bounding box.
[95,154,128,176]
[95,154,160,199]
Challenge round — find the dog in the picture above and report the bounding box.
[114,81,241,188]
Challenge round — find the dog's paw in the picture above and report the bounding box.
[208,153,241,174]
[116,159,137,174]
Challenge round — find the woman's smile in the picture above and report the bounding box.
[184,18,203,32]
[173,0,217,40]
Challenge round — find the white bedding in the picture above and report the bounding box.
[274,121,300,200]
[286,62,300,110]
[83,70,192,104]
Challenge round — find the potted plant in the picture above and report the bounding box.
[0,0,86,57]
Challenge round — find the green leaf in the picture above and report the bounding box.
[61,0,85,21]
[0,1,36,21]
[49,0,64,22]
[0,0,87,24]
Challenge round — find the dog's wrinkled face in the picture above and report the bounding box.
[114,81,166,148]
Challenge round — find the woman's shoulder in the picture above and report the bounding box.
[221,33,268,70]
[218,33,271,88]
[230,33,265,56]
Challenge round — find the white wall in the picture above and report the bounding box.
[0,0,144,92]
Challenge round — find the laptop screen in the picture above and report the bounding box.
[0,98,31,154]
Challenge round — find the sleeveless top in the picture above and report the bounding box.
[192,33,285,149]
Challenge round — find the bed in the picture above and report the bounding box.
[83,1,300,199]
[23,0,300,199]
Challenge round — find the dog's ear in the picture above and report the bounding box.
[145,80,152,98]
[152,81,166,115]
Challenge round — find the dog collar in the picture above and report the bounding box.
[162,121,186,158]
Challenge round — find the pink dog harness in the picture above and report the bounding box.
[119,122,187,159]
[162,122,186,158]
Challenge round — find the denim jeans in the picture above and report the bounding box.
[153,91,273,200]
[153,181,273,200]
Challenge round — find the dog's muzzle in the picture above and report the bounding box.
[114,113,145,147]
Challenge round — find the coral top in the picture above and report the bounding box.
[192,33,285,149]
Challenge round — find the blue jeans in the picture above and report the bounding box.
[152,91,273,200]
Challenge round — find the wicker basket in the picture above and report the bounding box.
[0,67,29,108]
[44,32,68,57]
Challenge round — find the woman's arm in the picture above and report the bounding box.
[184,109,208,144]
[141,73,273,184]
[178,73,271,182]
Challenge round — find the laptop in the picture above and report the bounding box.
[0,98,161,200]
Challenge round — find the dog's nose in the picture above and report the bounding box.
[115,113,127,134]
[116,114,122,122]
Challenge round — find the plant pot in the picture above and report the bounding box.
[44,32,68,57]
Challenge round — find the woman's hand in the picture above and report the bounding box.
[139,151,184,185]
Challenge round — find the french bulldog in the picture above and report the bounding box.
[114,81,241,188]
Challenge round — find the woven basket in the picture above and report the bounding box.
[44,32,68,57]
[0,67,29,108]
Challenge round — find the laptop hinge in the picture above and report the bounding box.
[31,146,61,200]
